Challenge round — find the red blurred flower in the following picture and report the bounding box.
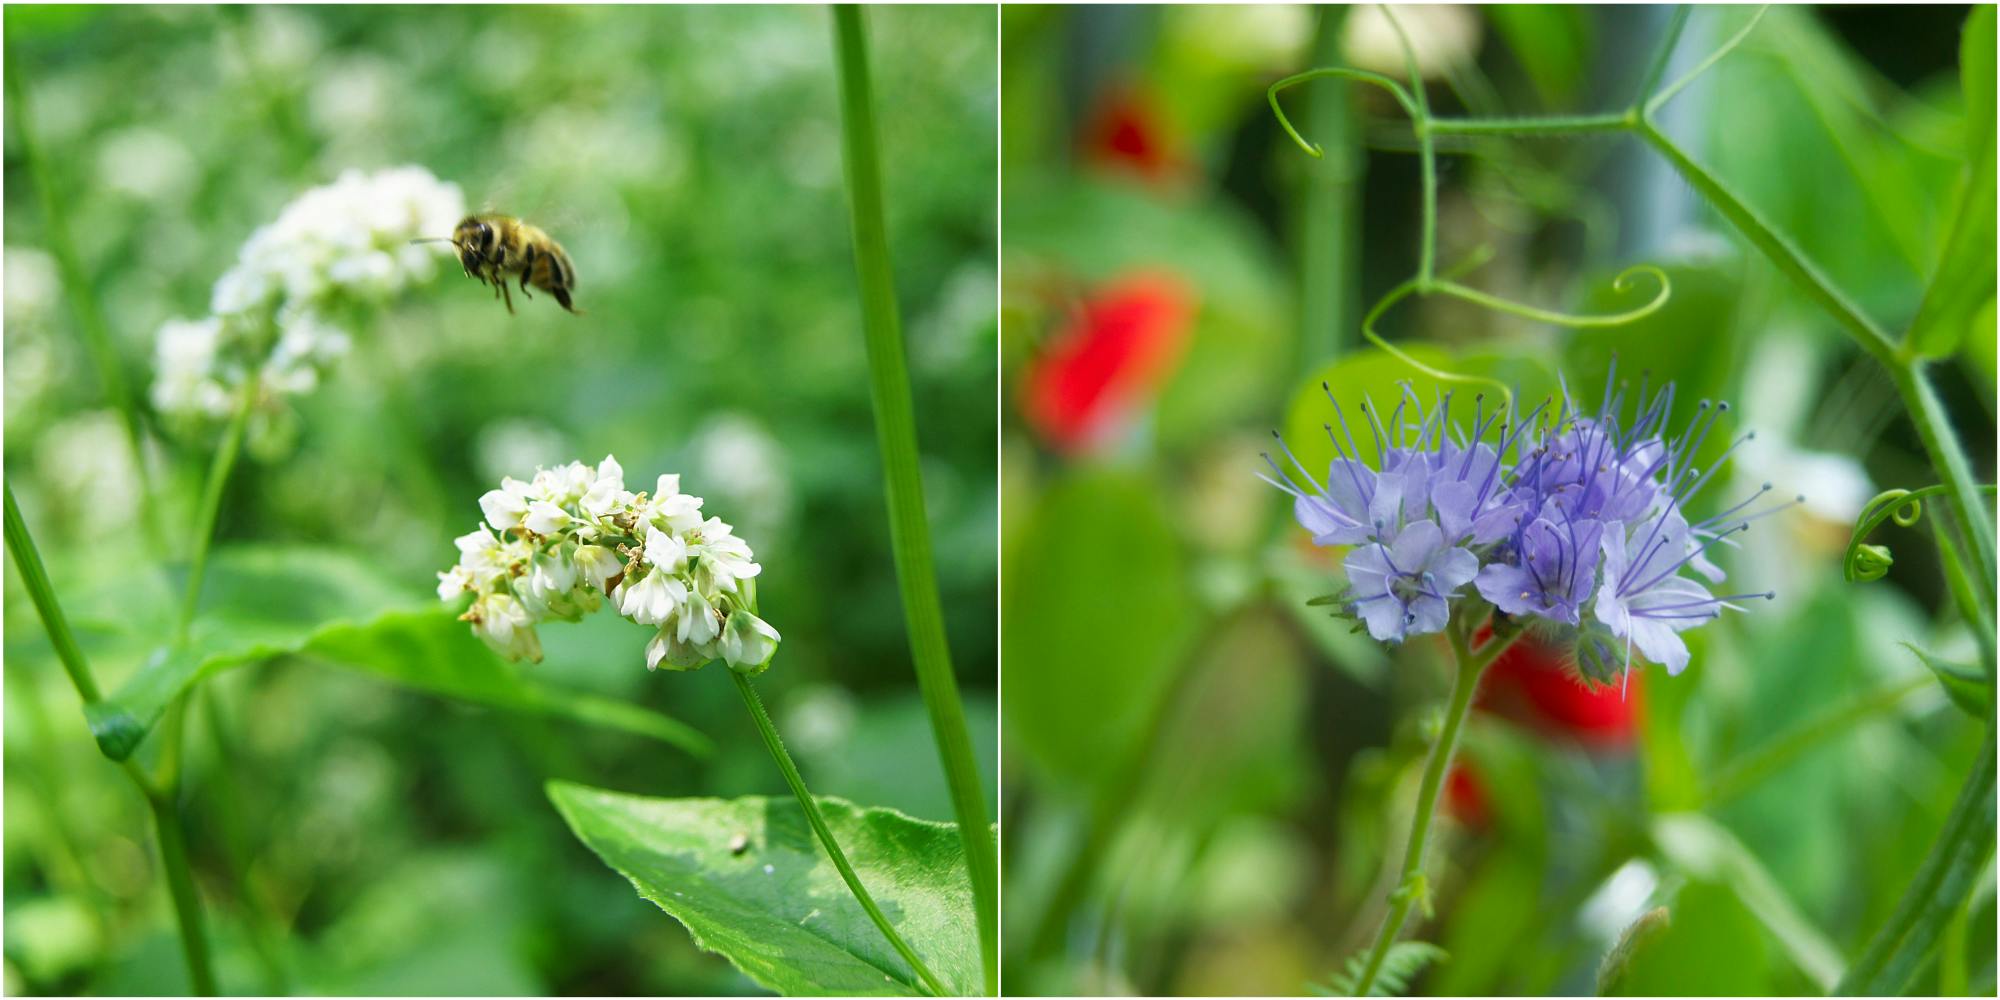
[1078,83,1186,184]
[1445,761,1491,830]
[1476,627,1640,747]
[1021,271,1195,453]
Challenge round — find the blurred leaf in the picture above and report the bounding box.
[81,547,707,759]
[1602,880,1769,995]
[1901,642,1995,720]
[1002,470,1194,790]
[1595,906,1670,996]
[1907,5,1997,358]
[1650,813,1845,991]
[1487,6,1591,106]
[547,782,979,997]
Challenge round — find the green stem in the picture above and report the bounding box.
[829,6,997,992]
[1701,674,1930,808]
[178,380,256,644]
[1427,113,1633,137]
[1631,6,1693,101]
[147,786,219,996]
[1889,363,1998,639]
[730,670,950,997]
[1379,6,1436,286]
[5,483,105,704]
[3,51,158,544]
[5,482,217,994]
[1297,5,1359,365]
[1834,726,1997,995]
[1348,619,1519,997]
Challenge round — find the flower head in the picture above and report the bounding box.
[1267,364,1791,681]
[440,455,780,673]
[151,166,465,453]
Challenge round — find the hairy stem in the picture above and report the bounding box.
[1349,620,1519,996]
[6,484,105,704]
[731,669,950,997]
[1298,5,1360,365]
[830,6,997,991]
[149,788,220,996]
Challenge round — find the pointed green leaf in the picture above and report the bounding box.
[1901,642,1995,720]
[547,782,979,997]
[65,546,706,759]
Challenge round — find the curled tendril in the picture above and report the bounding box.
[1356,256,1675,409]
[1844,485,2000,582]
[1268,66,1418,159]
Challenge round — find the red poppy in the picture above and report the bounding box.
[1078,83,1185,184]
[1445,761,1491,830]
[1021,271,1195,453]
[1476,627,1640,747]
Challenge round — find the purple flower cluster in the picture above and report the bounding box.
[1263,365,1791,679]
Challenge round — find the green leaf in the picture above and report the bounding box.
[1908,5,1997,358]
[1596,906,1671,996]
[1001,470,1194,790]
[1487,5,1592,106]
[1901,642,1995,720]
[1316,941,1448,997]
[77,547,707,759]
[1650,813,1845,991]
[547,781,979,997]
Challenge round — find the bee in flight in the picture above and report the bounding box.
[414,214,580,315]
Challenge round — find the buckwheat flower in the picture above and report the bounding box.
[468,592,541,663]
[1345,519,1480,643]
[442,455,782,673]
[151,165,465,448]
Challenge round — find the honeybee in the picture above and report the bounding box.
[415,214,580,315]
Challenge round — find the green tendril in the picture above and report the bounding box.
[1646,5,1770,116]
[1268,66,1419,159]
[1844,485,2000,583]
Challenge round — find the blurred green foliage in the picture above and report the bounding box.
[4,4,994,994]
[1001,4,1993,996]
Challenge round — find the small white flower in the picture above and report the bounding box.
[718,610,781,671]
[573,544,621,592]
[676,587,720,646]
[616,568,686,626]
[644,526,687,575]
[524,499,573,536]
[468,592,541,663]
[645,624,711,671]
[646,473,705,532]
[453,526,506,582]
[436,565,475,601]
[581,454,628,517]
[478,478,533,530]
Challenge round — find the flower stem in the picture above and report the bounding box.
[178,380,256,644]
[1833,725,1997,995]
[5,483,218,994]
[829,6,998,991]
[1347,619,1517,997]
[730,669,950,997]
[2,51,159,547]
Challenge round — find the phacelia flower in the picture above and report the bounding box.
[1266,363,1790,681]
[150,166,465,454]
[439,455,779,674]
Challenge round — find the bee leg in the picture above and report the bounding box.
[499,280,515,315]
[518,272,533,300]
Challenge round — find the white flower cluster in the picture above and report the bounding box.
[439,455,781,674]
[150,166,465,445]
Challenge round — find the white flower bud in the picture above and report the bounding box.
[573,544,621,592]
[718,610,781,672]
[479,478,532,530]
[469,592,541,663]
[524,499,573,536]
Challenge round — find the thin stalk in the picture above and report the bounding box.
[1379,6,1436,286]
[1890,363,1998,640]
[1631,6,1694,101]
[829,6,998,991]
[1348,619,1519,997]
[730,669,950,997]
[1835,726,1997,995]
[5,484,218,994]
[1297,5,1359,365]
[3,52,158,543]
[1428,113,1633,137]
[148,787,219,996]
[178,381,256,644]
[6,484,105,704]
